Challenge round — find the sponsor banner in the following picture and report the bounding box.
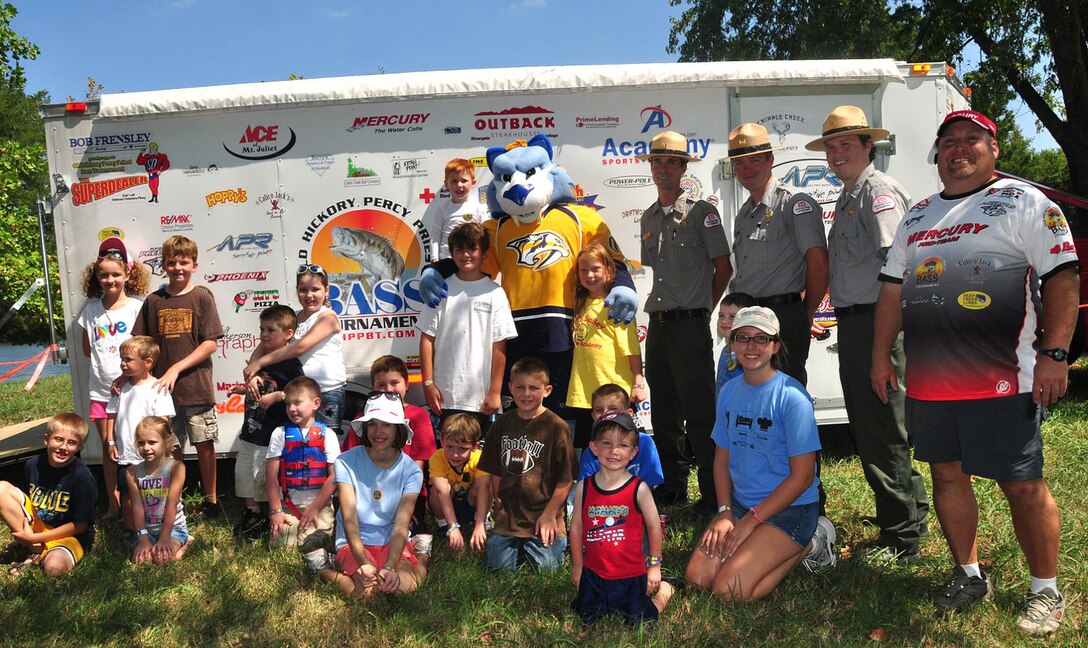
[206,188,248,208]
[391,156,427,179]
[216,329,258,360]
[575,115,620,129]
[97,227,124,241]
[756,113,808,152]
[137,247,164,277]
[208,232,275,259]
[345,157,380,187]
[182,163,220,177]
[347,112,430,134]
[297,195,428,349]
[306,154,334,176]
[160,213,194,233]
[472,106,557,142]
[72,154,135,176]
[71,175,148,206]
[224,124,296,160]
[68,131,152,153]
[232,288,281,313]
[774,158,843,206]
[255,191,295,218]
[604,175,653,189]
[601,105,711,165]
[205,271,270,283]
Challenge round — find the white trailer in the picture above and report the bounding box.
[41,59,970,461]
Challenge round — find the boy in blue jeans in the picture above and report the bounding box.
[477,357,574,570]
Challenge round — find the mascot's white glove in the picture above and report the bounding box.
[605,285,637,325]
[419,267,448,308]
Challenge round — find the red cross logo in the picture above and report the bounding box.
[418,187,436,204]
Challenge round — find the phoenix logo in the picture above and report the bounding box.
[506,231,571,270]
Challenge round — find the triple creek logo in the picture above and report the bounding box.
[299,197,429,342]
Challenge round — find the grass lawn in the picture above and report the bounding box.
[1,370,1085,646]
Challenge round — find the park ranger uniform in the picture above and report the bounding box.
[641,196,730,503]
[829,164,929,555]
[731,176,827,385]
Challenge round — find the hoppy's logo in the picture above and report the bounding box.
[506,231,571,270]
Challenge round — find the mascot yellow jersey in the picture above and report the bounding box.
[483,202,625,352]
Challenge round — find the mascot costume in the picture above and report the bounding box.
[420,134,637,414]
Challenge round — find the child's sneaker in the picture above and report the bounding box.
[1016,588,1065,636]
[933,566,993,615]
[801,516,837,573]
[200,499,222,520]
[413,533,434,556]
[232,509,265,539]
[304,548,334,572]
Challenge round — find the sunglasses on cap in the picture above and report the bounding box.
[98,249,125,261]
[367,390,401,402]
[297,264,327,276]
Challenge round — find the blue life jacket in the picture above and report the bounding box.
[278,423,329,491]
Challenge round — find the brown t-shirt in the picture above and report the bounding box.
[478,408,574,538]
[132,285,224,407]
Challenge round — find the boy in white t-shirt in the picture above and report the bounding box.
[425,158,489,260]
[106,336,176,531]
[418,222,517,438]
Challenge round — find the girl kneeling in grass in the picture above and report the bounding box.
[127,416,192,563]
[685,306,834,601]
[319,393,432,597]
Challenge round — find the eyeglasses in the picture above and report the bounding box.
[732,333,776,346]
[367,391,401,402]
[297,264,327,276]
[98,249,125,261]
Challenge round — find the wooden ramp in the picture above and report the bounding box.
[0,417,49,465]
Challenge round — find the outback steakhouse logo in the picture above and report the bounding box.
[472,106,557,141]
[223,124,297,160]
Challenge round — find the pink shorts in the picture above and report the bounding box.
[337,541,418,577]
[88,400,109,421]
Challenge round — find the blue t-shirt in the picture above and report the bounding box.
[578,432,664,487]
[711,371,821,508]
[334,447,422,547]
[716,349,744,398]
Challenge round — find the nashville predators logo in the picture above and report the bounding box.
[506,231,571,270]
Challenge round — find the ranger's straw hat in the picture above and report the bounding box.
[635,130,701,162]
[724,123,784,159]
[805,105,890,151]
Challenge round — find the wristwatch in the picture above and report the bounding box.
[1041,348,1068,362]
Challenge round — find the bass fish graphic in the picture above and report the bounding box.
[330,227,406,293]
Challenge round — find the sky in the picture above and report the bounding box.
[13,0,1055,150]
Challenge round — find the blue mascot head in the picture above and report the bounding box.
[486,134,574,225]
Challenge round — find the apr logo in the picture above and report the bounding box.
[209,233,274,259]
[506,231,572,270]
[774,159,843,205]
[640,106,672,133]
[223,124,297,160]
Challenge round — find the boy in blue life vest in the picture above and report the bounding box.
[265,377,341,571]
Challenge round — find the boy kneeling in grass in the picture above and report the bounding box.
[0,413,97,577]
[570,411,673,624]
[428,413,489,552]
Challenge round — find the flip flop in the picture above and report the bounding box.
[8,557,36,578]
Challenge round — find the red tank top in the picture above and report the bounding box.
[581,475,645,579]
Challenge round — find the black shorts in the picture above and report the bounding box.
[907,393,1044,481]
[572,566,659,625]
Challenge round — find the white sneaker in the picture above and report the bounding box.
[1016,588,1065,636]
[801,516,837,573]
[413,533,434,556]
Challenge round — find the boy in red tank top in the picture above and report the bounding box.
[569,411,674,624]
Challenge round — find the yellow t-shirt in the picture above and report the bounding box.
[566,297,640,408]
[427,448,484,497]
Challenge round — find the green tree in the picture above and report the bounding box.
[666,0,1078,198]
[0,2,60,345]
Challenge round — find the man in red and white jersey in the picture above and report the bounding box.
[871,110,1079,635]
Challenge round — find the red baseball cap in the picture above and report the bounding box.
[97,237,129,263]
[937,110,998,139]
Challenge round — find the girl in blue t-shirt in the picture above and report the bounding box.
[685,306,832,601]
[319,393,431,598]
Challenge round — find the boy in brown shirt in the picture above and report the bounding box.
[476,357,574,570]
[132,235,224,517]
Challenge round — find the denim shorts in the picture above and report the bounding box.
[130,524,190,547]
[317,387,345,434]
[486,532,567,571]
[733,496,817,549]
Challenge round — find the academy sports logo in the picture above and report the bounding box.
[506,231,572,270]
[640,106,672,133]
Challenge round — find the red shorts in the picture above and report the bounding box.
[337,541,418,577]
